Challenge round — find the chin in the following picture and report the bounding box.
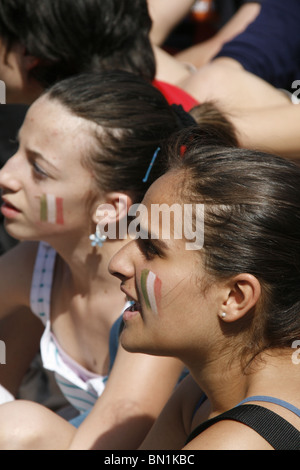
[120,331,167,357]
[120,330,150,355]
[120,337,145,354]
[5,224,38,241]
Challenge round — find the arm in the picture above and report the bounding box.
[215,0,300,89]
[0,345,184,449]
[179,58,300,159]
[0,242,42,398]
[140,374,203,450]
[148,0,195,46]
[154,2,261,86]
[231,103,300,160]
[154,46,192,85]
[180,57,291,111]
[175,2,261,68]
[69,345,184,449]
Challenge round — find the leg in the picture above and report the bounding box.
[0,400,76,450]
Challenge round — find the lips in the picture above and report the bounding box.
[2,199,18,210]
[1,197,21,218]
[123,300,142,321]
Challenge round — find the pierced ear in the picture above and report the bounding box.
[220,273,261,323]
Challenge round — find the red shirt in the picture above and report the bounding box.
[153,80,199,112]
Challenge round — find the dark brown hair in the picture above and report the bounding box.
[46,71,238,204]
[164,129,300,357]
[0,0,155,86]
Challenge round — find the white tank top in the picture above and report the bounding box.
[30,242,108,414]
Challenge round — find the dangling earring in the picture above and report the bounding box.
[89,225,107,247]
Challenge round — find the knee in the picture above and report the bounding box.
[0,400,74,449]
[0,400,47,449]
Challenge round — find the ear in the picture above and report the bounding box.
[220,273,261,323]
[21,47,41,73]
[10,44,41,87]
[92,192,133,228]
[3,43,40,77]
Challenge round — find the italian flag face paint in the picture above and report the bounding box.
[141,269,162,315]
[40,194,64,225]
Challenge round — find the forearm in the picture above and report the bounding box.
[68,348,184,450]
[69,397,156,450]
[215,0,300,89]
[154,46,192,85]
[148,0,194,46]
[232,103,300,160]
[176,3,261,67]
[213,3,261,46]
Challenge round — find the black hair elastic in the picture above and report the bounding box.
[171,104,197,129]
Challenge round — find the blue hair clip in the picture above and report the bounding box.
[143,147,160,183]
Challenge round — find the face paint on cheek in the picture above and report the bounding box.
[140,269,162,315]
[40,194,64,225]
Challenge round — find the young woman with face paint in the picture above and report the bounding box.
[108,131,300,450]
[0,71,239,449]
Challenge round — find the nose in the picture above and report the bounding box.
[0,153,22,192]
[109,239,136,283]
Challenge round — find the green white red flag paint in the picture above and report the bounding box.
[40,194,64,225]
[141,269,162,315]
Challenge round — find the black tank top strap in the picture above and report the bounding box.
[185,404,300,450]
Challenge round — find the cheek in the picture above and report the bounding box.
[39,194,64,225]
[28,193,67,237]
[139,269,187,318]
[140,269,162,316]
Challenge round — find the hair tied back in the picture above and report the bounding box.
[171,104,197,129]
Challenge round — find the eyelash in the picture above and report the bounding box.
[139,239,162,260]
[32,161,48,180]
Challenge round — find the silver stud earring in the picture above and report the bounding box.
[220,312,226,319]
[89,226,107,247]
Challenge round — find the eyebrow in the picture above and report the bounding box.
[139,225,169,249]
[152,239,169,250]
[17,130,59,173]
[29,150,59,173]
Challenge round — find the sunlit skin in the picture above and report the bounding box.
[109,170,300,450]
[39,194,64,225]
[0,94,128,377]
[0,95,98,247]
[109,171,225,364]
[0,93,186,452]
[140,269,162,315]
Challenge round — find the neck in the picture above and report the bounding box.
[45,232,127,294]
[7,81,44,105]
[186,348,300,415]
